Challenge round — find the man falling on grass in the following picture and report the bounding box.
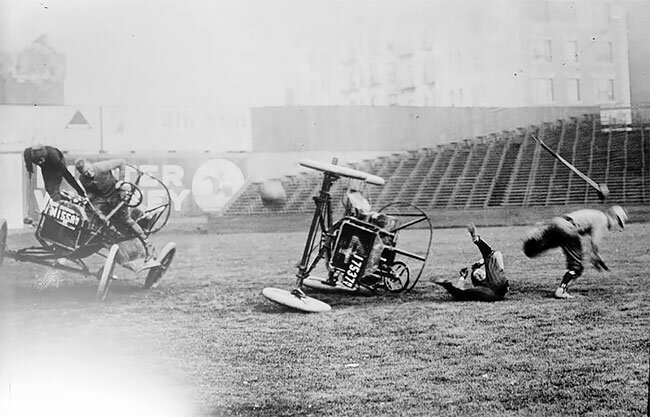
[522,206,627,299]
[435,225,509,302]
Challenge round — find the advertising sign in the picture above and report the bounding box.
[24,153,248,220]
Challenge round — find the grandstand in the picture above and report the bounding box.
[221,114,649,217]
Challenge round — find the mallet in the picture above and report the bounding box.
[531,134,609,200]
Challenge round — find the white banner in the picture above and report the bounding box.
[101,106,252,152]
[0,105,252,153]
[0,105,101,152]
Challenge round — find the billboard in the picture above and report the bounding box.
[101,106,252,152]
[23,153,249,220]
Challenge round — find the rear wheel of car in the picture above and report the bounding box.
[144,242,176,289]
[96,244,119,302]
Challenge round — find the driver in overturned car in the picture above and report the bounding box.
[74,157,158,265]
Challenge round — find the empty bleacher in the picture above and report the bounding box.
[221,114,649,216]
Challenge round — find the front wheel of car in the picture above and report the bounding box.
[144,242,176,290]
[96,244,119,302]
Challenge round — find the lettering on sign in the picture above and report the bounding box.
[342,252,365,288]
[33,164,192,213]
[31,160,244,215]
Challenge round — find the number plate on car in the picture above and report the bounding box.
[45,202,82,230]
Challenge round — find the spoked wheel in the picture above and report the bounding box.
[97,244,119,302]
[378,202,433,292]
[144,242,176,289]
[0,218,7,267]
[384,260,410,293]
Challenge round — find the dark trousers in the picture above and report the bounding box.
[439,281,505,302]
[523,217,583,274]
[441,237,508,302]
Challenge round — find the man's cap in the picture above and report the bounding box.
[609,205,628,229]
[29,144,47,160]
[75,158,90,173]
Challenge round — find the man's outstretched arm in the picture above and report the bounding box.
[588,223,609,271]
[61,167,86,196]
[90,159,127,181]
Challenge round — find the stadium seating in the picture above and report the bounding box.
[221,114,650,216]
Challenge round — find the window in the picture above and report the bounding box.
[398,59,415,89]
[423,59,435,84]
[358,67,365,88]
[597,79,615,102]
[533,78,554,104]
[386,62,397,83]
[321,78,330,95]
[533,40,552,62]
[473,86,485,106]
[369,63,379,85]
[309,82,317,99]
[565,40,579,63]
[596,41,613,63]
[567,79,581,102]
[347,69,357,90]
[368,38,379,56]
[429,86,437,106]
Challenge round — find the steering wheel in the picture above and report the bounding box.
[117,181,143,207]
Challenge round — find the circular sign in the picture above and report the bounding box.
[191,159,245,212]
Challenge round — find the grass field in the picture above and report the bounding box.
[1,220,648,416]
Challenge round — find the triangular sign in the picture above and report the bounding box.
[66,110,91,129]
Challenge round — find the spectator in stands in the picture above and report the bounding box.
[522,206,627,299]
[435,225,509,301]
[23,144,86,201]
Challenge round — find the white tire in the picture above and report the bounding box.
[96,244,119,302]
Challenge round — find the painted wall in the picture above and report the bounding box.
[0,105,252,153]
[20,153,248,228]
[0,153,24,228]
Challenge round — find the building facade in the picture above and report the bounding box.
[0,35,65,105]
[291,0,632,109]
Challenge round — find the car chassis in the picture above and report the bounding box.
[0,165,176,301]
[263,158,433,312]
